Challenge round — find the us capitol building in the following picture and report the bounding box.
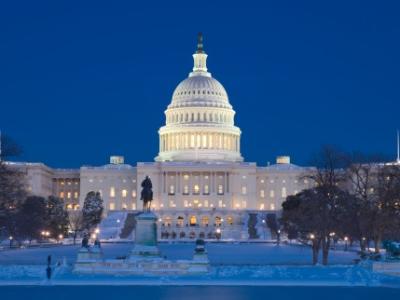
[8,35,313,240]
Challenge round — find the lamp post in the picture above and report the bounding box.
[9,236,13,249]
[262,219,266,240]
[277,229,281,246]
[329,232,336,250]
[216,228,221,241]
[344,236,348,251]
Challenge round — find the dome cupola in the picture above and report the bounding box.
[155,33,243,163]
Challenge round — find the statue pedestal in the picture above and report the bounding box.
[129,212,161,259]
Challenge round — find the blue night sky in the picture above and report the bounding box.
[0,1,399,168]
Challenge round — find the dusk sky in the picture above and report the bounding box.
[1,1,399,168]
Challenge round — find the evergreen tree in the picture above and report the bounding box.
[46,196,69,238]
[82,191,103,231]
[17,196,47,242]
[0,134,26,238]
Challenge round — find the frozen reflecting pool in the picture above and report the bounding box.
[1,286,400,300]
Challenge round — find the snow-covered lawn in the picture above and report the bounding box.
[0,242,358,266]
[2,243,398,288]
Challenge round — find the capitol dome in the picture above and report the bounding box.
[155,34,243,163]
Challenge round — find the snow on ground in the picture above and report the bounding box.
[0,242,358,266]
[0,243,399,288]
[0,264,399,288]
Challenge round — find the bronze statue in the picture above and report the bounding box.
[140,176,153,212]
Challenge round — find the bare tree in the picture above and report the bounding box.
[68,211,84,245]
[298,145,350,265]
[346,153,400,253]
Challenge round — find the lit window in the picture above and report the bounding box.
[190,215,197,226]
[183,185,189,194]
[204,200,209,207]
[132,190,136,198]
[241,186,247,195]
[270,190,275,198]
[227,216,234,225]
[304,179,308,184]
[110,187,115,198]
[201,216,209,226]
[122,203,127,210]
[67,192,71,199]
[204,185,209,194]
[169,185,175,195]
[260,203,265,210]
[59,192,65,198]
[193,184,200,194]
[131,203,136,210]
[260,190,265,198]
[184,200,188,207]
[260,179,264,183]
[282,187,287,198]
[109,203,115,210]
[74,192,79,199]
[122,189,127,198]
[270,179,274,183]
[218,184,224,195]
[270,203,276,210]
[89,179,93,183]
[60,181,65,186]
[66,204,73,210]
[218,200,223,207]
[67,181,71,186]
[184,174,189,180]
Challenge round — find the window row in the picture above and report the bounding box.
[167,111,232,124]
[59,191,79,199]
[161,132,240,152]
[161,215,234,227]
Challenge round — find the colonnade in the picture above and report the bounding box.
[160,132,240,152]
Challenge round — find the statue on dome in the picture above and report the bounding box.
[140,176,153,212]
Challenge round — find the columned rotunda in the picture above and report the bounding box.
[156,34,243,163]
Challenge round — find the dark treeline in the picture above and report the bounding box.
[280,145,400,265]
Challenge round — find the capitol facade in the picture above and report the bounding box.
[8,35,313,240]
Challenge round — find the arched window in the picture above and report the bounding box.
[190,215,197,226]
[215,216,222,226]
[177,216,184,227]
[201,216,209,226]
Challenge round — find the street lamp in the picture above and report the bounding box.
[344,236,349,251]
[9,236,13,249]
[309,233,315,240]
[277,229,281,246]
[216,228,221,240]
